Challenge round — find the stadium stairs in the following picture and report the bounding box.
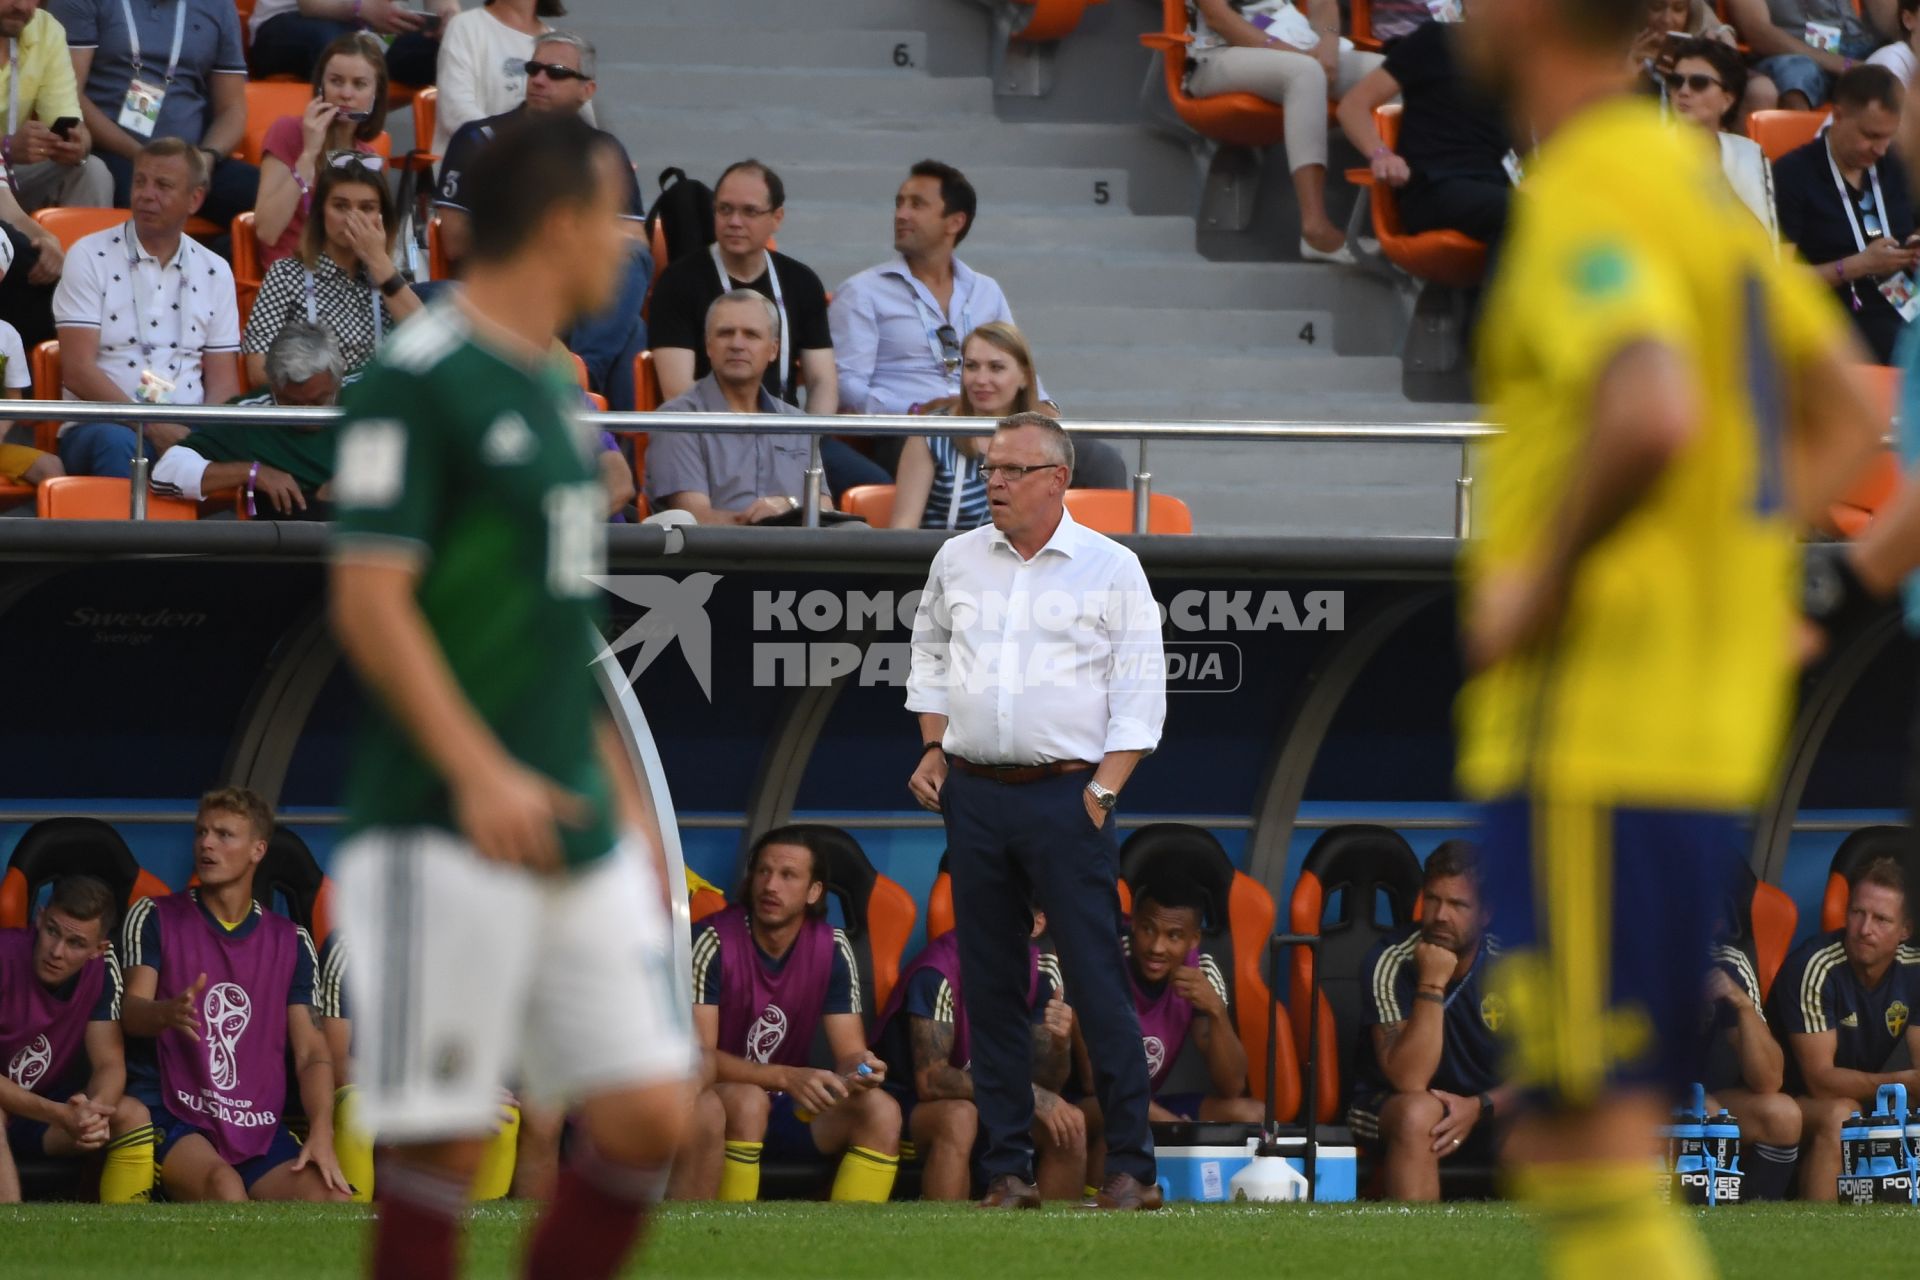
[572,0,1476,537]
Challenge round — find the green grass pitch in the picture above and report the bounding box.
[4,1201,1920,1279]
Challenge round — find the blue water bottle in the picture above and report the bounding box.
[1703,1109,1741,1206]
[1864,1087,1905,1178]
[1666,1083,1708,1203]
[1840,1110,1868,1178]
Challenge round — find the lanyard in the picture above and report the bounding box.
[125,230,187,378]
[6,39,17,138]
[899,269,971,387]
[1827,136,1889,257]
[121,0,189,88]
[303,266,384,348]
[710,244,787,400]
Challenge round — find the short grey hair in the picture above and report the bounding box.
[533,30,596,80]
[996,410,1074,472]
[705,288,781,341]
[264,321,345,391]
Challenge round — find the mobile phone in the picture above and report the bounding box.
[50,117,77,138]
[420,12,441,34]
[342,110,372,122]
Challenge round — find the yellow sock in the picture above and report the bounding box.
[1516,1161,1715,1280]
[98,1124,156,1205]
[829,1145,899,1204]
[718,1140,762,1202]
[471,1104,521,1202]
[332,1086,376,1204]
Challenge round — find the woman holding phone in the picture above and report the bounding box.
[253,34,390,269]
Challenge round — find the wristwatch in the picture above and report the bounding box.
[1086,779,1118,811]
[378,271,407,298]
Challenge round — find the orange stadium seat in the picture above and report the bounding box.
[1347,0,1386,50]
[1346,105,1488,289]
[1826,366,1902,537]
[568,350,590,391]
[1121,823,1299,1113]
[239,80,313,166]
[1724,860,1798,1003]
[631,350,659,512]
[0,817,171,930]
[1748,108,1828,163]
[1287,824,1423,1123]
[1140,0,1289,148]
[36,206,222,249]
[232,212,262,330]
[1064,488,1193,534]
[1821,825,1913,931]
[428,214,451,281]
[840,483,896,526]
[1010,0,1105,42]
[29,339,59,452]
[783,825,917,1018]
[39,476,198,520]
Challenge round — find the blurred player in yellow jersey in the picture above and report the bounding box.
[1453,0,1884,1274]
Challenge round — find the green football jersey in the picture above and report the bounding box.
[332,302,616,868]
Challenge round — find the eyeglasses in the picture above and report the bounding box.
[1663,72,1725,93]
[326,151,386,172]
[977,463,1064,482]
[936,324,961,373]
[715,202,777,220]
[522,60,591,82]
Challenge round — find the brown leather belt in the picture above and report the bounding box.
[947,756,1097,784]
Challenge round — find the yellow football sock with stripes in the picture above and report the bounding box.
[98,1124,156,1204]
[332,1086,375,1204]
[719,1140,763,1202]
[1517,1161,1714,1280]
[471,1104,521,1202]
[830,1145,899,1203]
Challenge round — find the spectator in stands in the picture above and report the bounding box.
[1628,0,1748,91]
[243,153,418,384]
[1185,0,1384,264]
[830,160,1043,418]
[693,827,902,1204]
[0,312,57,487]
[1099,876,1262,1128]
[1727,0,1891,110]
[251,32,389,269]
[1698,940,1802,1199]
[0,179,69,352]
[433,30,647,408]
[1775,65,1915,364]
[52,0,260,226]
[150,319,340,515]
[248,0,456,87]
[869,910,1083,1202]
[1336,15,1513,248]
[0,0,113,210]
[1868,0,1920,83]
[119,787,348,1202]
[1666,39,1779,240]
[1769,856,1920,1201]
[1348,841,1510,1202]
[1367,0,1440,45]
[0,875,154,1206]
[647,290,829,525]
[432,0,586,154]
[51,139,240,478]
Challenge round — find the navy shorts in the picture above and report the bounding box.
[1478,793,1744,1108]
[763,1092,824,1161]
[153,1100,304,1191]
[5,1113,51,1157]
[1155,1092,1204,1121]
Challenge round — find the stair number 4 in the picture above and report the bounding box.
[1094,181,1111,205]
[1298,323,1316,345]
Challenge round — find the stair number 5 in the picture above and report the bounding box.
[1094,181,1111,206]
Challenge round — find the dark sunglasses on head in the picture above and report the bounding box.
[936,324,961,371]
[1664,72,1724,93]
[522,59,591,82]
[326,151,386,172]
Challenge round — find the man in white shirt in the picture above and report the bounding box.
[829,160,1034,418]
[51,137,239,477]
[905,411,1166,1212]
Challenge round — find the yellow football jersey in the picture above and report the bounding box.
[1459,98,1846,807]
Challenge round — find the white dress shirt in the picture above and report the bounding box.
[907,509,1166,765]
[52,222,240,412]
[828,254,1040,415]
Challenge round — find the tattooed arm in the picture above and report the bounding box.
[911,1015,974,1101]
[1031,995,1073,1092]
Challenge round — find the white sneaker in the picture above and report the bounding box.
[1300,237,1356,266]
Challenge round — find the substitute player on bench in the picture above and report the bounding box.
[330,113,694,1280]
[1454,0,1882,1264]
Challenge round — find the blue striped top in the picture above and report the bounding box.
[921,434,992,530]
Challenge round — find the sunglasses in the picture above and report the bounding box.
[522,59,591,82]
[936,324,961,373]
[1663,72,1725,93]
[326,151,386,172]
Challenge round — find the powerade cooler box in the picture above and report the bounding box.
[1152,1123,1357,1203]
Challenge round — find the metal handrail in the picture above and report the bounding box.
[0,401,1492,532]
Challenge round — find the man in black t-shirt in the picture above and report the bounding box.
[1336,18,1513,245]
[648,161,835,410]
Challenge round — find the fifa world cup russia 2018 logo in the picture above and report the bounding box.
[746,1005,788,1064]
[204,982,253,1091]
[1142,1036,1167,1081]
[7,1034,52,1090]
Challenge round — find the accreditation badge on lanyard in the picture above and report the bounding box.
[116,0,188,139]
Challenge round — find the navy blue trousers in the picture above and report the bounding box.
[943,765,1154,1185]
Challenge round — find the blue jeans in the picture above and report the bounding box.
[250,12,441,86]
[1757,41,1876,106]
[566,243,652,411]
[57,422,146,479]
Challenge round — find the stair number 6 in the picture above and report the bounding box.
[893,43,914,67]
